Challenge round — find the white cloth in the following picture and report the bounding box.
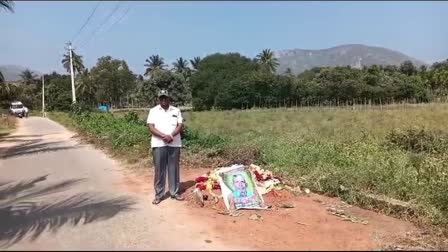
[147,105,183,148]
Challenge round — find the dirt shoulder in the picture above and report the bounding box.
[118,165,443,251]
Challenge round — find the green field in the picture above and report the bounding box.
[50,103,448,225]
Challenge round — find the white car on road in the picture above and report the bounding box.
[9,101,27,118]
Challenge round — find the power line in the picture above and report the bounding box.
[77,1,122,50]
[102,4,131,35]
[71,1,102,44]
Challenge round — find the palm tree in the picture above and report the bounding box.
[0,0,14,13]
[256,49,279,73]
[172,57,189,73]
[173,57,192,81]
[76,69,97,105]
[190,57,201,70]
[19,69,37,85]
[62,50,85,76]
[0,69,18,103]
[144,55,166,77]
[0,82,17,97]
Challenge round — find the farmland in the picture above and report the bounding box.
[47,102,448,226]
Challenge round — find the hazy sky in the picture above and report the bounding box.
[1,1,447,75]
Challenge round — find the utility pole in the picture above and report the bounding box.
[42,75,46,117]
[67,42,77,103]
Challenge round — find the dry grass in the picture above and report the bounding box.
[0,114,16,135]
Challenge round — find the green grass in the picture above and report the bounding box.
[51,103,448,225]
[183,103,448,225]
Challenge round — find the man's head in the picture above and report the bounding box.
[158,90,171,108]
[233,174,247,191]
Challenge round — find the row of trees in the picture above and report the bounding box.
[190,53,448,110]
[1,47,448,111]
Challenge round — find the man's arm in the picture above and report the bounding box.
[169,109,184,139]
[170,123,183,138]
[148,123,166,139]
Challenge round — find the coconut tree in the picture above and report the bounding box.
[256,49,279,73]
[189,57,201,71]
[144,55,167,77]
[62,50,85,76]
[172,57,191,81]
[76,68,97,105]
[172,57,189,73]
[19,69,37,85]
[0,0,14,13]
[0,69,18,104]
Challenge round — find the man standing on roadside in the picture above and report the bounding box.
[147,90,184,205]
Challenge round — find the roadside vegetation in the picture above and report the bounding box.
[0,108,16,135]
[47,102,448,227]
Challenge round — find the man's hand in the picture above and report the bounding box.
[162,134,173,143]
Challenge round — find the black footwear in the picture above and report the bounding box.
[170,194,185,201]
[152,198,162,205]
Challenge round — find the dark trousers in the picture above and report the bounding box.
[152,146,181,199]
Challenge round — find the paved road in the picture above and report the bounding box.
[0,117,238,250]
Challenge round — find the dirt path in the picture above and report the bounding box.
[0,117,243,250]
[0,117,427,250]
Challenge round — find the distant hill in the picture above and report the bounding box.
[0,65,42,82]
[275,44,427,75]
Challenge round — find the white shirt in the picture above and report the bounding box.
[147,105,183,148]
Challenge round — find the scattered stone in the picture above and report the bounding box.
[229,210,243,217]
[205,239,212,243]
[217,210,228,215]
[279,203,295,208]
[304,188,311,194]
[249,214,263,221]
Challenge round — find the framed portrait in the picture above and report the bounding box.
[216,164,267,210]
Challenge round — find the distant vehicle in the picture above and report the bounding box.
[9,101,25,118]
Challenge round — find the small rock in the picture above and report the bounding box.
[248,214,263,221]
[327,207,337,213]
[279,203,295,208]
[304,188,311,194]
[336,209,345,215]
[205,239,212,243]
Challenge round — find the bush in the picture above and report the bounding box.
[181,126,229,155]
[386,128,448,154]
[69,103,92,117]
[123,111,146,126]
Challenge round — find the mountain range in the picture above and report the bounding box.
[274,44,427,75]
[1,44,429,81]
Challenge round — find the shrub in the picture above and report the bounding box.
[386,128,448,154]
